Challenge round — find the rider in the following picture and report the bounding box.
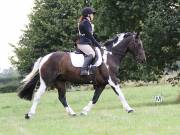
[77,7,101,75]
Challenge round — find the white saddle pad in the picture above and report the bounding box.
[70,47,102,67]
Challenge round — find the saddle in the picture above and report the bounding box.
[70,47,102,68]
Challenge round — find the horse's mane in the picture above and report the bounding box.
[103,36,119,47]
[103,32,134,48]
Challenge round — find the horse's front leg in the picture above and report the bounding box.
[81,85,105,115]
[108,77,134,113]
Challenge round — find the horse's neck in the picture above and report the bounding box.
[104,37,132,71]
[107,51,127,70]
[113,53,126,65]
[112,43,129,64]
[102,50,126,76]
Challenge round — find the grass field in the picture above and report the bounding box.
[0,84,180,135]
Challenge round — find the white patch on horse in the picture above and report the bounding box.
[70,47,102,67]
[26,53,53,118]
[22,57,42,84]
[28,77,47,118]
[65,105,76,116]
[23,53,52,85]
[81,101,94,115]
[39,53,53,70]
[112,33,125,47]
[108,77,134,112]
[102,48,110,69]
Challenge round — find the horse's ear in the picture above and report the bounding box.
[135,32,140,39]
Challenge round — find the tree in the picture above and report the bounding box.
[142,0,180,80]
[11,0,180,82]
[93,0,148,39]
[93,0,179,81]
[11,0,83,75]
[93,0,151,80]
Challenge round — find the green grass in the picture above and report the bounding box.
[0,84,180,135]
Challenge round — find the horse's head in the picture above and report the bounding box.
[127,32,146,64]
[103,32,146,64]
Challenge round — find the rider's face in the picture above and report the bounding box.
[89,14,94,21]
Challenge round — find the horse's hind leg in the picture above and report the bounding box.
[55,81,76,116]
[25,77,46,119]
[81,85,105,115]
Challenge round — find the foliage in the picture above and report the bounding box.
[0,68,20,93]
[94,0,180,81]
[93,0,148,38]
[142,0,180,80]
[11,0,83,74]
[11,0,180,82]
[0,80,20,93]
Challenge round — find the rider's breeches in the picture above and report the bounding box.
[77,44,95,58]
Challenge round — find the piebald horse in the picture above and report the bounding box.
[18,32,146,119]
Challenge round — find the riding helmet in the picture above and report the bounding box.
[82,7,96,17]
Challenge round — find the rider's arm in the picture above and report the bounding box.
[83,21,101,48]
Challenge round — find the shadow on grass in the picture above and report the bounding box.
[95,98,180,111]
[133,100,180,108]
[1,105,11,109]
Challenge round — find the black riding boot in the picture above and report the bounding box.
[80,54,93,75]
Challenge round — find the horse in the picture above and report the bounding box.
[18,32,146,119]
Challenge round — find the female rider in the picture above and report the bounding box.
[77,7,101,75]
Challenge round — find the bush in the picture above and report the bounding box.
[0,77,20,93]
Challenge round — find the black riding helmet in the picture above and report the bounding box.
[82,7,96,17]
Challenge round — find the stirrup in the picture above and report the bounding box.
[80,67,93,76]
[80,68,89,75]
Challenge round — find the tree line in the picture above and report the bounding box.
[11,0,180,82]
[0,68,20,93]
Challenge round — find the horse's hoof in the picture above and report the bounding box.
[25,114,30,119]
[80,111,87,116]
[71,113,77,117]
[127,109,134,113]
[68,113,77,117]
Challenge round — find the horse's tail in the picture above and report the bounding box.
[18,57,42,101]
